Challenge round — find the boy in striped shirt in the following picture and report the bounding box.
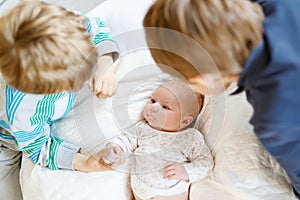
[0,1,119,199]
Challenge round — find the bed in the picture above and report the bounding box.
[20,0,297,199]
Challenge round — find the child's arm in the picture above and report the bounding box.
[73,144,126,172]
[73,125,140,172]
[85,17,119,98]
[7,90,81,170]
[73,151,115,172]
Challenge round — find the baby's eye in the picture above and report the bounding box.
[162,105,170,110]
[150,98,156,103]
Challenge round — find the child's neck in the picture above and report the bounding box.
[223,74,240,89]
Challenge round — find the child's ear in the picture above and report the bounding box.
[180,116,194,129]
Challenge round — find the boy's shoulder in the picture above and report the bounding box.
[3,85,74,105]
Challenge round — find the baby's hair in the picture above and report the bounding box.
[144,0,264,77]
[0,0,98,94]
[160,79,199,119]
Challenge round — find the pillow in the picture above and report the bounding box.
[87,0,155,37]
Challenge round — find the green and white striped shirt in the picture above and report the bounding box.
[0,16,119,170]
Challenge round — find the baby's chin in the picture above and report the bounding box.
[144,119,162,130]
[144,119,178,132]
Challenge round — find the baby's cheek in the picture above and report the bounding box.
[158,112,168,126]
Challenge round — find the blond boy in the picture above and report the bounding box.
[0,1,119,199]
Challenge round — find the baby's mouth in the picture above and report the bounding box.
[147,114,155,122]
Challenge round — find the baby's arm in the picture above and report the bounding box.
[85,17,119,98]
[182,129,213,183]
[100,125,139,166]
[164,129,213,182]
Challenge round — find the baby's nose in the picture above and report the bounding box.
[151,103,160,112]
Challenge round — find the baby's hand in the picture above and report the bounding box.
[102,143,123,165]
[89,54,118,98]
[164,162,189,182]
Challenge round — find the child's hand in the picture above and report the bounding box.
[73,152,112,172]
[164,162,189,182]
[89,54,118,98]
[102,143,124,165]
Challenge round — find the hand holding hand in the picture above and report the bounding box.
[73,151,112,172]
[102,143,124,165]
[89,53,118,98]
[164,162,189,182]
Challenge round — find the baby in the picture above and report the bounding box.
[101,79,213,200]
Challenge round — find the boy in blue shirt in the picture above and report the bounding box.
[143,0,300,198]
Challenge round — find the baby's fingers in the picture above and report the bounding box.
[94,78,104,94]
[97,81,111,98]
[164,163,176,179]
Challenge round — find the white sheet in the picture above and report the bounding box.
[191,84,296,200]
[20,0,297,199]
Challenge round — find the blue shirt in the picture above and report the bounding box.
[237,0,300,195]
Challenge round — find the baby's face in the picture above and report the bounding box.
[143,86,182,132]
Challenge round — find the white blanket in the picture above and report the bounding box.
[20,0,297,199]
[191,84,296,200]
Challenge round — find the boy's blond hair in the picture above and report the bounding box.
[143,0,264,78]
[0,0,98,94]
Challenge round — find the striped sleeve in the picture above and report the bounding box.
[85,16,119,61]
[7,87,79,170]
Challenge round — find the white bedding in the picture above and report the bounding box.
[20,0,297,199]
[191,84,296,200]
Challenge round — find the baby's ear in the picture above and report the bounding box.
[180,116,194,129]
